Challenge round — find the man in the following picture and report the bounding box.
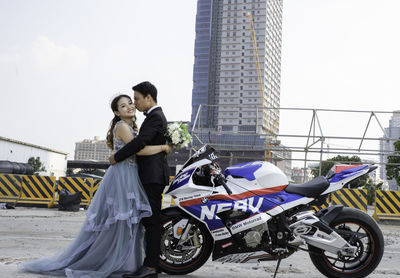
[109,81,169,278]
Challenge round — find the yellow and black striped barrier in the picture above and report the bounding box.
[161,177,176,209]
[373,190,400,222]
[0,174,22,204]
[91,178,102,199]
[312,195,331,212]
[161,194,176,209]
[17,176,56,208]
[58,177,93,206]
[331,188,368,212]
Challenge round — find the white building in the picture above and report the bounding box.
[74,136,112,161]
[274,144,292,179]
[291,167,314,183]
[0,136,68,177]
[379,111,400,190]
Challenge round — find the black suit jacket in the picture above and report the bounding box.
[114,107,169,185]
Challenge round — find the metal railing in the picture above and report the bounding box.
[190,105,400,182]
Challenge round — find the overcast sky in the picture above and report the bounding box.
[1,0,400,165]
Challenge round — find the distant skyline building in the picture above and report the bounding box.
[291,167,313,183]
[74,136,112,162]
[191,0,283,142]
[380,111,400,190]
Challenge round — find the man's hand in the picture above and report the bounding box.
[109,155,117,165]
[164,144,173,155]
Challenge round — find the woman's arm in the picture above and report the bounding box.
[115,122,134,144]
[116,123,172,156]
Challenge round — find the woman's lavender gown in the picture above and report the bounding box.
[19,120,152,278]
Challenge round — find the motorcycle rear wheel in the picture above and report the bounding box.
[159,215,213,275]
[309,207,384,278]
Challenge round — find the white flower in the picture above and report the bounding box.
[169,123,180,131]
[171,132,181,144]
[165,121,192,148]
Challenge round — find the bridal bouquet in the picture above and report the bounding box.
[165,122,192,149]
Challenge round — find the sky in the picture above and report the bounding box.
[1,0,400,166]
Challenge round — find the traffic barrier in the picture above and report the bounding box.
[18,175,56,207]
[57,177,93,207]
[161,194,175,209]
[91,178,102,199]
[373,190,400,222]
[330,188,368,212]
[161,177,176,209]
[0,174,22,204]
[312,194,331,212]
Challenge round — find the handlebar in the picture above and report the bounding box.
[209,163,232,195]
[216,174,232,195]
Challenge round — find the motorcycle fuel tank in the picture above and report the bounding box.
[223,161,288,189]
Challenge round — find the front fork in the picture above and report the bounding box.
[289,206,357,257]
[173,217,201,250]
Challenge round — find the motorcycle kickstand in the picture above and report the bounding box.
[273,257,282,278]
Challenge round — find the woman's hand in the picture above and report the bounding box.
[163,144,173,155]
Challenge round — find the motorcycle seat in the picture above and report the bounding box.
[285,176,330,197]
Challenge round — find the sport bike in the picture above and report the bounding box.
[159,145,384,278]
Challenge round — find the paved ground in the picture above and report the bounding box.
[0,207,399,278]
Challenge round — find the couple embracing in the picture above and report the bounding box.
[19,81,172,278]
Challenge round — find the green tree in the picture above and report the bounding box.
[362,180,382,205]
[27,157,46,175]
[311,155,367,188]
[386,139,400,187]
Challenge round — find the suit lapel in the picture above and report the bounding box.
[139,107,160,133]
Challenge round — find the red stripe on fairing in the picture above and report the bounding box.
[180,185,287,207]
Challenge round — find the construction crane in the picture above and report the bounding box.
[248,13,264,102]
[247,12,272,161]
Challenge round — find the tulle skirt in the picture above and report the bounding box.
[18,161,152,278]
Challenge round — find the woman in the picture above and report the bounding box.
[19,94,172,278]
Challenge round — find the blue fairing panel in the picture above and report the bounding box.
[223,162,263,181]
[329,165,368,183]
[166,168,196,193]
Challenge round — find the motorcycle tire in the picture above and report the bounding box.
[309,207,384,278]
[159,215,213,275]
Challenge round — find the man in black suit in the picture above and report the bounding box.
[109,81,169,278]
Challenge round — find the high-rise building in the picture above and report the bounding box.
[191,0,283,145]
[74,136,112,161]
[380,111,400,190]
[190,0,286,171]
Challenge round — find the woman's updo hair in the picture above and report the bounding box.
[106,94,138,150]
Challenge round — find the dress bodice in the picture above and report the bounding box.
[113,120,138,164]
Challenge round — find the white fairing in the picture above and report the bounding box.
[252,162,289,188]
[321,167,370,194]
[224,161,289,191]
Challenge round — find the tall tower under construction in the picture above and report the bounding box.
[191,0,283,149]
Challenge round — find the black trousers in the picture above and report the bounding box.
[142,183,165,268]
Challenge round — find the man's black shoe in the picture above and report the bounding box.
[122,266,157,278]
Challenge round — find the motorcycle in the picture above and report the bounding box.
[159,145,384,278]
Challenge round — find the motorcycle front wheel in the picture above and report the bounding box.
[309,207,384,278]
[159,215,213,275]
